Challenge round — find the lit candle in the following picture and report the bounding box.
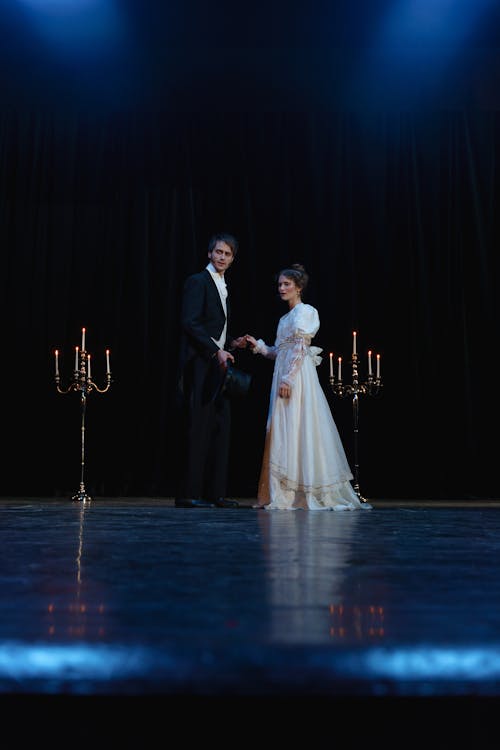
[55,349,59,377]
[368,350,372,376]
[329,352,333,378]
[87,353,91,380]
[106,349,110,374]
[353,331,357,355]
[376,353,381,379]
[338,356,342,381]
[82,327,86,351]
[75,346,79,371]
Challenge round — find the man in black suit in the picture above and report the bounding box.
[175,232,247,508]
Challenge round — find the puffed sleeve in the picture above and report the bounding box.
[281,305,320,386]
[295,304,320,338]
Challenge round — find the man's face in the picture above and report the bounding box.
[208,241,234,274]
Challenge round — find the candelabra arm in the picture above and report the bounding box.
[55,376,75,395]
[89,374,112,394]
[56,385,74,395]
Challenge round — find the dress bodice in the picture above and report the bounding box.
[274,303,320,346]
[253,303,322,383]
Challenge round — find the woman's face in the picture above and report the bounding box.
[278,274,300,303]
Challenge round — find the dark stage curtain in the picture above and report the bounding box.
[0,107,498,500]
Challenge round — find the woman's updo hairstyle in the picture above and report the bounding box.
[279,263,309,296]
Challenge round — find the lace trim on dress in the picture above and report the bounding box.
[266,465,366,510]
[280,335,323,385]
[269,462,353,495]
[252,339,276,359]
[278,334,312,349]
[280,336,307,386]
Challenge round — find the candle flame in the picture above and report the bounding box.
[55,349,58,355]
[368,350,372,355]
[106,349,110,354]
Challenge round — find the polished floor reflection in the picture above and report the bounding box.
[1,498,499,741]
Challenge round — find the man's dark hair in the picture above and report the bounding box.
[208,232,239,257]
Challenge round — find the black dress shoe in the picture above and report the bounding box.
[175,498,215,508]
[213,498,240,508]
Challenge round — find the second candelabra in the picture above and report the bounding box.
[329,331,383,502]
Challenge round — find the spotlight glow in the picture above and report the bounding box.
[15,0,125,52]
[379,0,498,47]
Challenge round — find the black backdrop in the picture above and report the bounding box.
[1,2,499,501]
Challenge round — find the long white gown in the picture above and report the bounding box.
[253,302,371,510]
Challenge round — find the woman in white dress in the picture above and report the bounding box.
[246,264,371,511]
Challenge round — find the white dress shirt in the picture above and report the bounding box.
[206,262,228,349]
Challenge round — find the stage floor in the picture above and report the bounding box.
[1,497,499,742]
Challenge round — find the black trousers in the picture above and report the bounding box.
[177,360,231,500]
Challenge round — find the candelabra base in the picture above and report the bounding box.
[357,494,371,504]
[72,488,92,503]
[353,484,370,504]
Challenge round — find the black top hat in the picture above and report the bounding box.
[220,365,252,398]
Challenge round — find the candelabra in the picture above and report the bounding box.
[329,332,383,503]
[54,328,112,502]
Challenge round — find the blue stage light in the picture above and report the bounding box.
[379,0,497,47]
[15,0,125,52]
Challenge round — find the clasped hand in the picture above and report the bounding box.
[217,334,252,369]
[241,335,291,398]
[231,334,257,350]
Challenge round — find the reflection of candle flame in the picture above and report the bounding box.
[328,602,386,640]
[45,506,106,637]
[77,504,85,588]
